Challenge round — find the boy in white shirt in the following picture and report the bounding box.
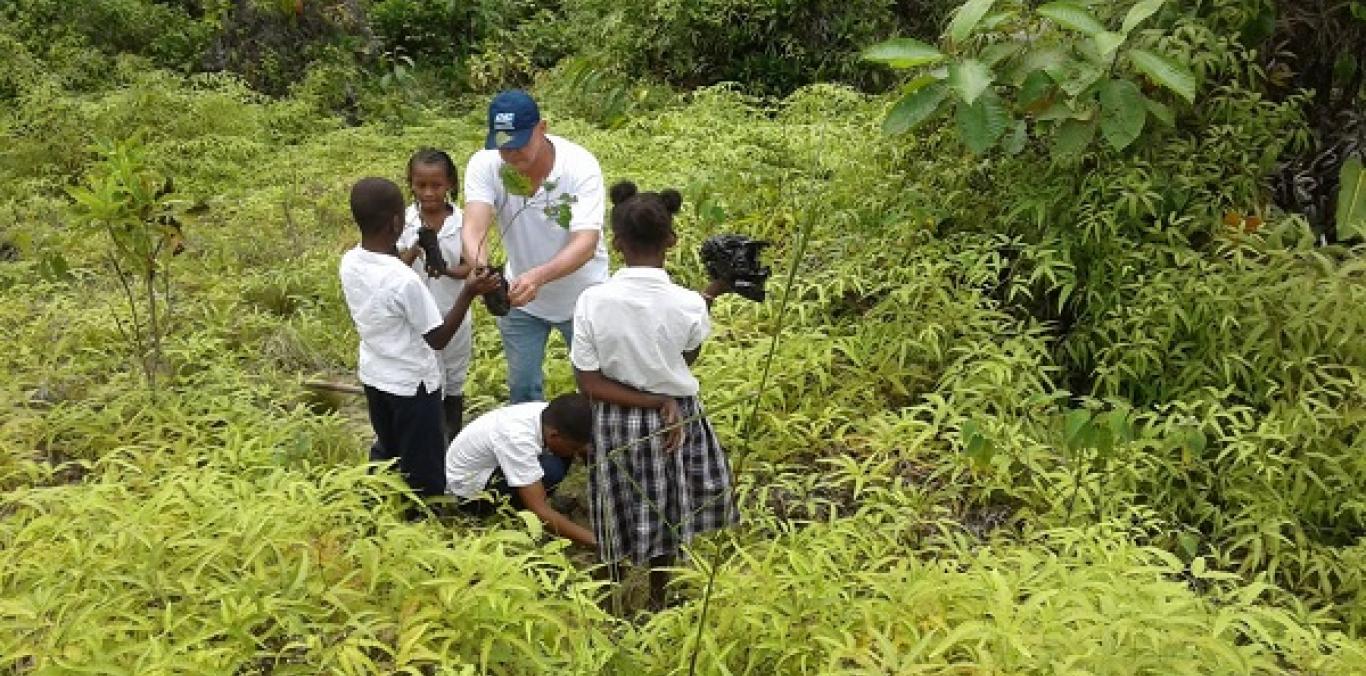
[339,177,499,499]
[445,393,596,547]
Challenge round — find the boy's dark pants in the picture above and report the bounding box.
[363,383,447,497]
[458,452,572,515]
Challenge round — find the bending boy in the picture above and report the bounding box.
[445,393,596,547]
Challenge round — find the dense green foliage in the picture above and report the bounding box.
[2,0,1366,672]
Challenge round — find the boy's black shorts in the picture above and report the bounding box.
[364,383,447,497]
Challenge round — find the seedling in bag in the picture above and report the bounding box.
[481,262,512,317]
[415,228,447,277]
[700,234,771,301]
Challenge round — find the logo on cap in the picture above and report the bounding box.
[494,112,517,131]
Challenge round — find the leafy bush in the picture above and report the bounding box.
[510,0,929,96]
[0,0,213,86]
[206,0,371,95]
[368,0,540,73]
[627,518,1366,673]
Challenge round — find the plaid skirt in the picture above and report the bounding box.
[588,396,739,565]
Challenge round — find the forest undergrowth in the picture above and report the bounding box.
[2,10,1366,672]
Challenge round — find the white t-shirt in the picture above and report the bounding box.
[339,246,444,396]
[570,267,709,397]
[398,204,472,390]
[445,402,549,498]
[464,134,608,322]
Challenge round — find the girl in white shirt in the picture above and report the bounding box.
[397,148,473,440]
[571,181,739,610]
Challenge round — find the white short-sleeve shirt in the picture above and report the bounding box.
[398,204,472,389]
[339,246,444,396]
[445,402,549,498]
[464,134,608,322]
[570,267,709,397]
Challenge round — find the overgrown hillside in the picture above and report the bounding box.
[2,0,1365,673]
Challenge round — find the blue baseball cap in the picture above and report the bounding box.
[485,90,541,150]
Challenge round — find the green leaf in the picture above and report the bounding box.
[1335,155,1366,240]
[862,38,946,69]
[1063,409,1092,449]
[1008,47,1070,84]
[1092,425,1115,459]
[1052,118,1096,162]
[961,420,995,468]
[1037,100,1083,121]
[955,91,1010,154]
[1093,31,1125,60]
[946,0,999,44]
[961,419,980,442]
[1177,533,1200,560]
[1099,79,1146,150]
[1185,427,1207,455]
[949,59,994,105]
[1333,52,1358,86]
[980,42,1023,68]
[1129,48,1197,103]
[1038,2,1106,36]
[980,10,1016,32]
[1018,70,1054,110]
[1003,120,1028,155]
[37,251,71,282]
[500,164,535,196]
[1056,59,1104,97]
[1144,97,1174,126]
[518,510,544,539]
[883,82,950,135]
[1121,0,1165,34]
[902,74,942,95]
[966,433,994,468]
[1239,5,1277,45]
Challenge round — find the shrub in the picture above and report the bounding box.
[0,0,212,86]
[510,0,923,96]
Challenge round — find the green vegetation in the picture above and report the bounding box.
[2,0,1365,672]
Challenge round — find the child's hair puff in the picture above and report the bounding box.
[609,180,681,253]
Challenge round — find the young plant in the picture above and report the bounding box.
[68,140,184,396]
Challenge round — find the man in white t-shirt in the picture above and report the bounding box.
[339,177,499,499]
[462,89,609,403]
[445,393,596,547]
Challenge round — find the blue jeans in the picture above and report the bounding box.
[497,308,574,404]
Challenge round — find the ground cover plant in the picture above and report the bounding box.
[2,0,1366,673]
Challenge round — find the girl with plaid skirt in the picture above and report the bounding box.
[570,181,739,610]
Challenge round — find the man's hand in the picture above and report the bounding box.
[658,398,684,453]
[508,270,543,307]
[447,261,472,279]
[505,230,599,307]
